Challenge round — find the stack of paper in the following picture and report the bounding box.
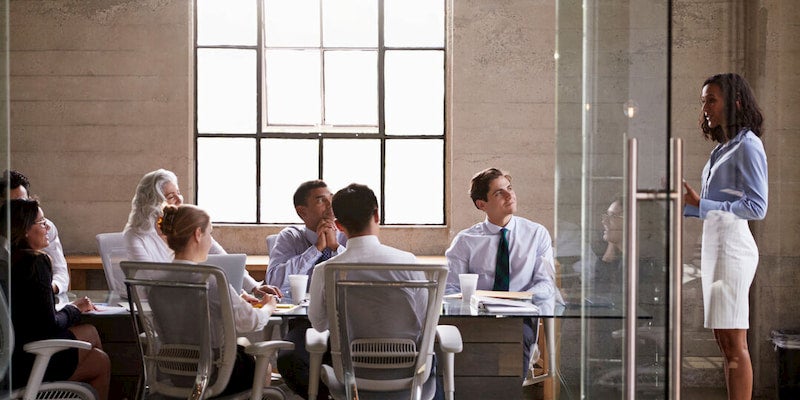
[470,295,540,315]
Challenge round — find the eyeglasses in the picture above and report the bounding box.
[33,218,48,228]
[600,212,623,222]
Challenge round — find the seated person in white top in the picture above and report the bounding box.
[266,179,347,295]
[271,180,347,400]
[123,169,280,297]
[308,184,444,398]
[2,170,70,295]
[157,204,278,396]
[445,167,557,376]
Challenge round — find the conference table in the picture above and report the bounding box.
[73,290,634,400]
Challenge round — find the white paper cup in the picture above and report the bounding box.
[288,274,309,305]
[459,273,479,305]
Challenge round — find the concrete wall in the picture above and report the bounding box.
[8,0,556,257]
[8,0,800,397]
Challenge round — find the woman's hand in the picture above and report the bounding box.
[71,296,97,313]
[683,181,700,207]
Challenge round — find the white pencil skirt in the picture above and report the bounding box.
[701,210,759,329]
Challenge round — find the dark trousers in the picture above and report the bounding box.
[523,317,540,375]
[277,318,331,400]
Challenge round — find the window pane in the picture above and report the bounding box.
[324,51,377,126]
[197,0,257,46]
[385,50,444,135]
[266,50,321,125]
[384,0,444,47]
[322,0,377,47]
[322,139,380,199]
[197,138,256,222]
[264,0,320,47]
[385,139,443,224]
[260,138,319,223]
[197,49,256,133]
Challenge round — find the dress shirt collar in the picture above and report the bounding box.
[483,215,517,234]
[338,235,379,250]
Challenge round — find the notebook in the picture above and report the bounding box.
[205,254,248,293]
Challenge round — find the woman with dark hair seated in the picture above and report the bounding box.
[1,199,110,399]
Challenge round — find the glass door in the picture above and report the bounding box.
[555,0,678,398]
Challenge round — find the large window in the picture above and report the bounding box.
[195,0,446,224]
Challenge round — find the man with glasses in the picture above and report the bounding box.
[1,170,70,295]
[445,167,558,378]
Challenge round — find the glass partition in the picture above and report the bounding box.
[555,0,672,398]
[1,0,10,395]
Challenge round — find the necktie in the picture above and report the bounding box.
[493,228,510,291]
[316,247,333,265]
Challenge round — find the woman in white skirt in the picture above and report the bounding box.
[684,73,768,400]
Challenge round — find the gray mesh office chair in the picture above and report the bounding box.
[120,261,293,400]
[95,232,127,297]
[306,263,462,400]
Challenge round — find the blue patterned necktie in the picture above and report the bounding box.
[493,228,510,291]
[316,247,333,265]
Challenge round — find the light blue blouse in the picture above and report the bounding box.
[684,128,768,220]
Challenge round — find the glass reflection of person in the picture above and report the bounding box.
[683,73,767,400]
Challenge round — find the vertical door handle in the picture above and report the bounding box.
[624,138,639,400]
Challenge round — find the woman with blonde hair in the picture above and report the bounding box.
[157,204,279,395]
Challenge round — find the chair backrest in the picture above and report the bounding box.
[95,232,128,296]
[205,254,247,293]
[266,234,278,255]
[323,263,448,396]
[120,261,237,399]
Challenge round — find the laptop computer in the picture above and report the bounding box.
[205,254,248,293]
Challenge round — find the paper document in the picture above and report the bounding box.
[470,295,539,315]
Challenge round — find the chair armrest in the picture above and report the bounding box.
[245,340,294,357]
[435,325,463,353]
[306,328,330,354]
[305,329,329,400]
[23,339,92,355]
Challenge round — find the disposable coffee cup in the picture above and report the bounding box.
[288,274,309,305]
[459,273,479,305]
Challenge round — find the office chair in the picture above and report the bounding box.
[306,263,462,400]
[120,261,294,400]
[0,293,98,400]
[95,232,127,297]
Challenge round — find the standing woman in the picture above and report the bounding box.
[1,199,110,399]
[683,73,767,400]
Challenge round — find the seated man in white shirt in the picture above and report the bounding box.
[308,183,443,399]
[445,167,557,376]
[3,170,69,295]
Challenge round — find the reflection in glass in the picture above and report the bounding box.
[197,49,256,133]
[322,0,377,47]
[324,51,377,126]
[322,139,380,199]
[264,0,320,47]
[266,50,321,125]
[197,138,256,222]
[385,0,445,47]
[385,139,443,224]
[197,0,257,46]
[260,138,319,223]
[385,50,444,135]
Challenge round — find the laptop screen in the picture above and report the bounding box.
[204,254,247,293]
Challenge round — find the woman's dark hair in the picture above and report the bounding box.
[700,73,764,142]
[158,204,210,254]
[0,198,40,250]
